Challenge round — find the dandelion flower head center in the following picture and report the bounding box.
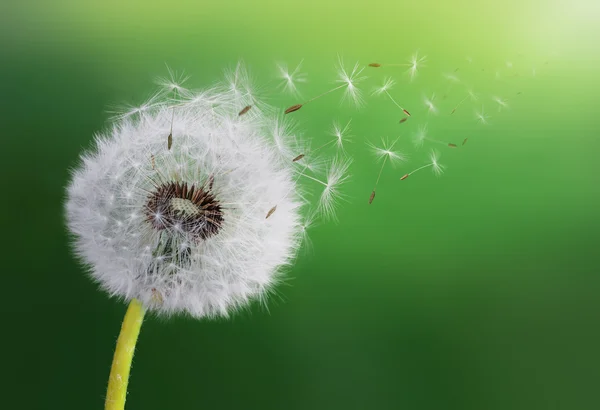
[145,181,223,242]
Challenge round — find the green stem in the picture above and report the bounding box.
[105,299,146,410]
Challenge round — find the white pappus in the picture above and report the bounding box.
[65,63,349,319]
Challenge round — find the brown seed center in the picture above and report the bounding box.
[145,180,223,241]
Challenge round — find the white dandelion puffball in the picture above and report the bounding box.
[65,66,307,319]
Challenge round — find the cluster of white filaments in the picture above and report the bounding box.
[66,62,350,318]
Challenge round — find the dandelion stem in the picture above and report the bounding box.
[105,299,145,410]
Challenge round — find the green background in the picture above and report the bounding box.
[2,1,599,409]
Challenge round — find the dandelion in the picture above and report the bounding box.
[66,62,348,410]
[284,56,366,114]
[368,50,427,82]
[367,136,406,203]
[372,77,411,117]
[475,105,490,124]
[276,60,308,97]
[400,149,445,180]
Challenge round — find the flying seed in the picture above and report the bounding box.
[369,63,382,67]
[400,174,409,180]
[285,104,303,114]
[167,107,175,150]
[399,117,408,124]
[462,138,468,146]
[238,105,252,116]
[448,143,457,148]
[151,288,164,304]
[292,154,305,162]
[402,109,411,116]
[369,190,376,204]
[266,205,277,219]
[206,174,214,190]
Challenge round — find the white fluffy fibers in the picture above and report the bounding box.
[65,65,306,319]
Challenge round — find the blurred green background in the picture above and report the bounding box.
[2,0,599,409]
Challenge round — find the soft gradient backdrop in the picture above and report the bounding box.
[1,1,599,409]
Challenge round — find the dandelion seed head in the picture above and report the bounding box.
[66,63,315,319]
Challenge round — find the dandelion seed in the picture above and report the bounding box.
[276,60,308,97]
[238,105,252,116]
[297,157,351,219]
[292,119,351,162]
[167,108,175,150]
[265,205,277,219]
[423,93,438,115]
[367,136,406,204]
[368,51,426,82]
[462,137,468,146]
[292,154,305,162]
[448,143,457,148]
[399,117,408,124]
[475,105,490,124]
[400,149,445,180]
[155,65,190,97]
[372,77,411,118]
[151,288,164,305]
[284,104,303,114]
[284,57,366,114]
[369,190,376,204]
[492,96,509,112]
